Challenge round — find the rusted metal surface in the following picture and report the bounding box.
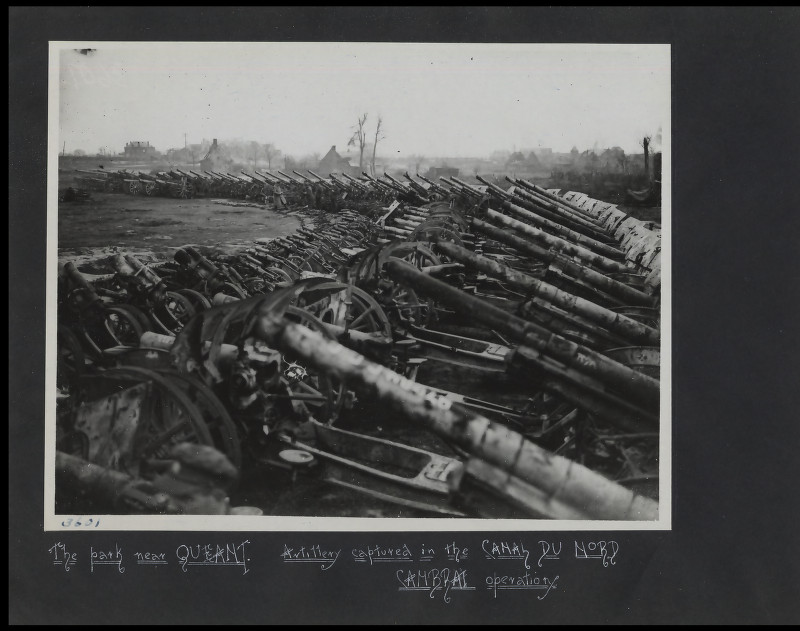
[498,200,623,259]
[436,241,659,346]
[384,259,660,413]
[254,319,658,521]
[485,209,628,274]
[472,218,655,307]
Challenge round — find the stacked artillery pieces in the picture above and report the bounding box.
[68,166,445,211]
[56,177,662,520]
[73,169,131,193]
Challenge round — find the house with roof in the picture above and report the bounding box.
[200,138,234,172]
[316,146,358,177]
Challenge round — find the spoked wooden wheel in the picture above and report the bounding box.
[178,181,193,199]
[219,281,248,300]
[287,254,314,273]
[105,305,147,345]
[296,282,393,339]
[383,241,442,271]
[343,287,392,337]
[121,303,154,334]
[281,306,348,425]
[105,366,216,464]
[80,304,146,357]
[143,181,156,196]
[264,266,294,284]
[158,370,242,470]
[151,291,197,334]
[176,288,212,311]
[56,325,85,393]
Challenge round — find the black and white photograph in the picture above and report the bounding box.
[12,7,800,626]
[48,41,670,529]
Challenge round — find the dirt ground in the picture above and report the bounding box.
[58,192,304,271]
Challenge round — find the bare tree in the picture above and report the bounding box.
[347,113,368,171]
[264,143,281,170]
[370,116,385,176]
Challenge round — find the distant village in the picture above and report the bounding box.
[61,130,661,200]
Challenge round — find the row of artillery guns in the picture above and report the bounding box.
[56,180,662,520]
[70,166,458,209]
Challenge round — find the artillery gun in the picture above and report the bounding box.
[56,180,662,518]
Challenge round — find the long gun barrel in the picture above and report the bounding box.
[475,174,512,199]
[361,171,396,194]
[497,200,622,258]
[383,172,410,191]
[513,178,603,227]
[327,174,351,191]
[341,172,369,191]
[251,312,658,520]
[250,170,274,184]
[484,208,628,274]
[436,241,659,346]
[277,170,302,184]
[381,178,407,195]
[451,176,485,197]
[472,218,654,307]
[268,171,293,184]
[176,169,201,180]
[218,171,243,183]
[517,178,597,219]
[254,169,277,183]
[292,170,313,183]
[306,170,336,191]
[403,172,432,197]
[416,172,449,195]
[384,258,659,419]
[440,176,478,198]
[501,179,611,240]
[373,173,405,194]
[61,262,102,304]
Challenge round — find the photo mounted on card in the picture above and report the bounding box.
[46,41,670,531]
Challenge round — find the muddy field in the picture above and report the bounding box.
[58,193,304,270]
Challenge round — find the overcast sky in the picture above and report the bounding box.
[56,42,669,158]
